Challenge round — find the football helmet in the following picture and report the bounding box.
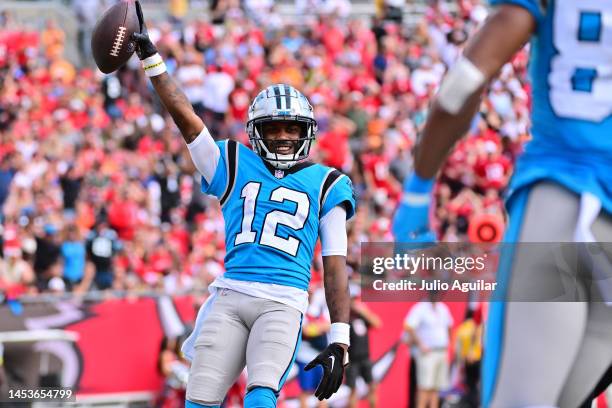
[246,84,317,170]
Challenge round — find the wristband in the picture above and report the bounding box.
[330,322,350,346]
[437,56,486,114]
[142,53,167,77]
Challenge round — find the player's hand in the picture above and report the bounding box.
[392,171,436,243]
[304,343,348,400]
[131,0,158,60]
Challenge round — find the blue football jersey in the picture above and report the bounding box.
[202,140,356,291]
[491,0,612,213]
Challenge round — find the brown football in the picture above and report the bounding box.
[91,0,140,74]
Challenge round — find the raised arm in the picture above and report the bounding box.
[393,4,536,242]
[130,1,220,184]
[131,1,203,143]
[148,73,203,143]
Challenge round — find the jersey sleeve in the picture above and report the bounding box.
[201,140,238,204]
[187,127,221,184]
[489,0,545,25]
[320,170,356,220]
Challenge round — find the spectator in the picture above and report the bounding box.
[168,0,188,26]
[60,223,86,290]
[59,164,83,214]
[453,307,482,407]
[86,220,121,290]
[40,19,64,61]
[316,115,355,172]
[153,161,181,224]
[0,247,34,296]
[201,65,235,139]
[157,336,189,408]
[175,52,207,118]
[383,0,404,23]
[108,189,139,241]
[404,291,454,408]
[410,56,442,98]
[34,224,62,289]
[72,0,103,66]
[0,155,15,218]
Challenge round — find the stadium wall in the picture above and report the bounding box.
[0,294,467,407]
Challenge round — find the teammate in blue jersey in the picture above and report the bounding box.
[392,1,612,407]
[130,4,355,408]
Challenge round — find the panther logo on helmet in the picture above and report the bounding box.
[246,84,318,170]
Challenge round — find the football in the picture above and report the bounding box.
[91,0,140,74]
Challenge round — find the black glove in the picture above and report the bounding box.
[131,0,158,60]
[304,343,348,401]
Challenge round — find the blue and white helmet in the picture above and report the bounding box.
[246,84,317,170]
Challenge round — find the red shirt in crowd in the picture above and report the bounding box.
[108,198,138,241]
[474,155,511,191]
[148,247,173,274]
[317,128,349,170]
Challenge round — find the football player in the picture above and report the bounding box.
[392,1,612,407]
[130,3,355,408]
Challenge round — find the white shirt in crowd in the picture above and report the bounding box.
[202,71,235,114]
[405,301,454,350]
[410,66,443,98]
[176,64,206,105]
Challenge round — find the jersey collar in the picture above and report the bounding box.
[262,159,315,178]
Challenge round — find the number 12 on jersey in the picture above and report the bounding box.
[234,182,310,256]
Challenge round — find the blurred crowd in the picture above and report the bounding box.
[0,0,530,300]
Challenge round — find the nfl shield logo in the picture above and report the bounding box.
[274,169,285,179]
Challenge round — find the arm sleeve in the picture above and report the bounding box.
[321,174,357,220]
[489,0,545,26]
[186,127,220,184]
[195,139,229,199]
[319,205,348,257]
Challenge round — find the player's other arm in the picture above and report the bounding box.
[319,204,351,336]
[415,4,536,178]
[322,255,350,333]
[305,205,351,401]
[393,4,535,241]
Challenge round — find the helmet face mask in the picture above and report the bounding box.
[246,85,318,170]
[259,121,307,154]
